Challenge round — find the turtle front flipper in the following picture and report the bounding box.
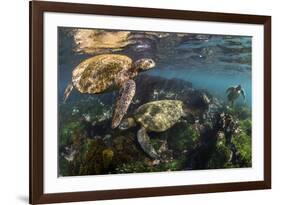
[137,127,160,159]
[63,83,73,102]
[226,86,235,94]
[111,79,136,129]
[241,89,246,101]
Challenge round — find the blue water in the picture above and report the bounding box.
[148,66,251,106]
[58,29,252,106]
[147,35,252,106]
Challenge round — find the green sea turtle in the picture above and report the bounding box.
[119,100,187,159]
[226,85,246,106]
[63,54,156,128]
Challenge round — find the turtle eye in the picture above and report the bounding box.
[149,59,155,66]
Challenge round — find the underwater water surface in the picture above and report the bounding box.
[58,28,252,176]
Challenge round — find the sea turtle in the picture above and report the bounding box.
[63,54,156,128]
[118,100,187,159]
[226,85,246,106]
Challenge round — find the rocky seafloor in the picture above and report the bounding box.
[58,74,251,176]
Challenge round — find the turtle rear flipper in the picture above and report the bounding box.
[63,83,73,102]
[137,127,160,159]
[111,79,136,129]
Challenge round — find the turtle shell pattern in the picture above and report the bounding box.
[134,100,184,132]
[72,54,133,94]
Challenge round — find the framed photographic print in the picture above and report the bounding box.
[29,0,271,204]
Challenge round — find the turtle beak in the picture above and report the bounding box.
[148,59,156,69]
[118,118,136,130]
[118,120,130,130]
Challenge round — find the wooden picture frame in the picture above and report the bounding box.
[30,0,271,204]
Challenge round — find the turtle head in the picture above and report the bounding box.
[134,58,155,72]
[118,117,136,130]
[237,85,242,90]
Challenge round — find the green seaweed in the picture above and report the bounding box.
[233,114,252,167]
[233,130,251,167]
[111,134,146,166]
[102,148,114,170]
[76,139,108,175]
[167,122,200,157]
[59,120,85,148]
[239,119,252,136]
[59,157,70,176]
[115,158,185,173]
[207,135,232,168]
[58,89,252,176]
[207,105,252,169]
[226,105,251,120]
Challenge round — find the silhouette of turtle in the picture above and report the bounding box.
[226,85,246,106]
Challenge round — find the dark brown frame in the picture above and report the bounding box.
[30,1,271,204]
